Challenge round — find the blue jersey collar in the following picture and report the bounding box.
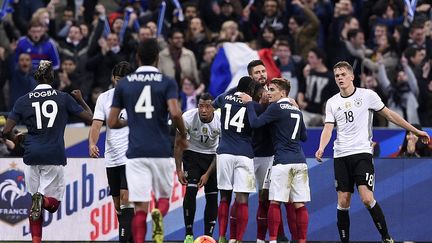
[136,66,159,73]
[34,84,52,90]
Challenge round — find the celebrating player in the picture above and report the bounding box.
[240,78,310,243]
[315,61,430,243]
[2,60,93,243]
[108,38,188,243]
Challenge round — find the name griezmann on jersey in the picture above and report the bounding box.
[126,73,163,82]
[29,89,58,98]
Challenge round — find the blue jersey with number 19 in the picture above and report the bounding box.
[111,66,178,158]
[8,84,84,166]
[214,91,254,158]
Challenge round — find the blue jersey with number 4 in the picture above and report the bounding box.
[247,98,307,164]
[214,91,254,158]
[8,84,84,166]
[111,66,178,158]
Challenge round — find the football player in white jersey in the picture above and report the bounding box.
[315,61,430,243]
[88,61,135,243]
[175,93,221,243]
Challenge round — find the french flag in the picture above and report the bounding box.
[209,42,281,97]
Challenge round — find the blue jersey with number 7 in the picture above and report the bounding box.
[111,67,178,158]
[8,84,84,165]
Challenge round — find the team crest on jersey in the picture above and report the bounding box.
[202,127,208,134]
[0,162,32,225]
[345,102,352,109]
[354,98,362,107]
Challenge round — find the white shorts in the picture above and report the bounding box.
[25,165,65,201]
[268,163,311,203]
[126,157,175,202]
[216,154,256,193]
[253,156,273,190]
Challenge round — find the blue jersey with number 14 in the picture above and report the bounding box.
[111,66,178,158]
[8,84,84,166]
[214,92,254,158]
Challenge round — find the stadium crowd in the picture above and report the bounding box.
[0,0,430,127]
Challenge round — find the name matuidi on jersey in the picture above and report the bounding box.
[29,89,58,98]
[224,94,243,103]
[127,73,163,82]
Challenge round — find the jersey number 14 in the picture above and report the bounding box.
[224,104,246,133]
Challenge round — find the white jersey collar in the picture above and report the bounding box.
[277,98,291,103]
[136,66,159,73]
[34,84,52,90]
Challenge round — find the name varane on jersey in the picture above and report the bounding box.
[111,66,178,158]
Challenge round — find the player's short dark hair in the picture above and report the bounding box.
[247,60,265,75]
[199,92,213,101]
[270,78,291,96]
[237,76,253,92]
[137,38,159,66]
[333,61,353,73]
[112,61,134,78]
[34,60,54,84]
[404,47,421,59]
[249,81,264,102]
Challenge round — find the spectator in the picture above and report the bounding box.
[179,76,205,112]
[274,40,301,99]
[298,48,337,126]
[86,33,127,90]
[199,44,217,91]
[54,57,85,94]
[8,53,37,109]
[184,17,213,67]
[15,22,61,70]
[258,0,286,35]
[256,25,277,49]
[288,0,320,60]
[158,29,200,86]
[376,56,420,127]
[217,20,244,43]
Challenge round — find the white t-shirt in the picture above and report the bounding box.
[93,88,129,167]
[325,88,385,158]
[183,108,221,154]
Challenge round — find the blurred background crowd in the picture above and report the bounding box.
[0,0,430,129]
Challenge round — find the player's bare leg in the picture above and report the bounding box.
[358,186,393,243]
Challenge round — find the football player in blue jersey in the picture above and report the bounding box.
[213,76,258,243]
[108,38,188,243]
[2,60,93,243]
[247,60,290,243]
[240,78,310,243]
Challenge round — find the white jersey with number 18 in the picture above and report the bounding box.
[324,88,385,158]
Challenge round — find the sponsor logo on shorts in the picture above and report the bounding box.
[0,162,31,225]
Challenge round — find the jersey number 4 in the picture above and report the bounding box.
[32,100,58,129]
[224,104,246,133]
[135,86,155,119]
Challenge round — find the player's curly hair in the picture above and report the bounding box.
[34,60,54,84]
[112,61,134,78]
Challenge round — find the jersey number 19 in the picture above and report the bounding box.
[32,100,58,129]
